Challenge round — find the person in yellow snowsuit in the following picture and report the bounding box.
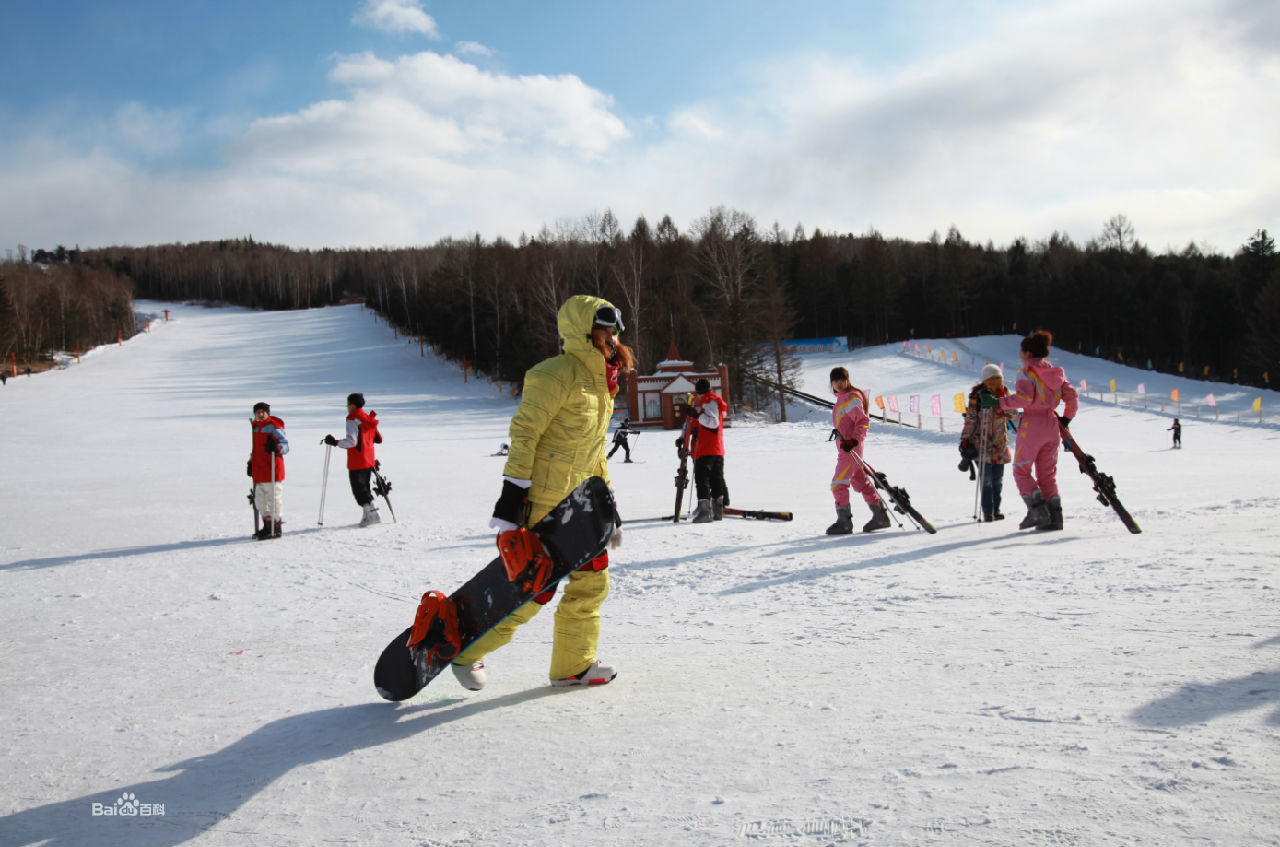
[451,294,632,689]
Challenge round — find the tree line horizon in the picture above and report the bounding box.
[2,208,1277,403]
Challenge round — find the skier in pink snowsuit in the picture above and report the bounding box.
[996,330,1078,531]
[827,367,890,534]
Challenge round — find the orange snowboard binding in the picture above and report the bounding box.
[497,528,555,594]
[407,590,462,665]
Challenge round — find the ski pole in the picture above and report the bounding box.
[318,442,332,525]
[973,408,990,521]
[250,419,260,536]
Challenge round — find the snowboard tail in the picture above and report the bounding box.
[374,477,617,701]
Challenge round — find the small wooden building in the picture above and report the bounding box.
[617,342,730,430]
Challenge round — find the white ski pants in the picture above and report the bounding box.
[253,482,284,519]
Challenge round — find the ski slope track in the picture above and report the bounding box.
[1,302,1277,846]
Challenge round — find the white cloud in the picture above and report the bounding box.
[352,0,440,37]
[1,0,1276,253]
[455,41,495,57]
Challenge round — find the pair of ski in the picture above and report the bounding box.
[828,428,937,534]
[1059,419,1142,534]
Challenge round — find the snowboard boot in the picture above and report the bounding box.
[691,498,713,523]
[359,502,382,527]
[862,501,891,533]
[825,506,853,535]
[712,496,724,521]
[255,519,276,541]
[551,660,617,687]
[1038,495,1063,531]
[451,660,487,691]
[1018,492,1050,530]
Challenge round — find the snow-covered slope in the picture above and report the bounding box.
[1,302,1277,847]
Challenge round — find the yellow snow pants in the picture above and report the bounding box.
[454,567,609,681]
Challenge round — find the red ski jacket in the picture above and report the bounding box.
[687,392,727,459]
[338,408,381,470]
[250,416,288,482]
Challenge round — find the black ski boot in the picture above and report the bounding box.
[691,498,713,523]
[1019,492,1050,530]
[272,518,283,538]
[256,518,276,541]
[825,506,853,535]
[1038,495,1063,531]
[712,496,724,521]
[862,502,891,532]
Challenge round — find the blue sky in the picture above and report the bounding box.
[2,0,1276,253]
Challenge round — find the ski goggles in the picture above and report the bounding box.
[593,305,625,332]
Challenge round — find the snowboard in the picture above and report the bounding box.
[374,476,617,701]
[1059,420,1142,534]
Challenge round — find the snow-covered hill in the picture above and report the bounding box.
[1,302,1277,846]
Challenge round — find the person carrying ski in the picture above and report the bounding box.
[681,379,729,523]
[827,367,888,533]
[1169,418,1182,449]
[607,418,637,463]
[450,294,633,691]
[960,364,1016,522]
[323,392,384,527]
[993,330,1078,531]
[248,401,289,539]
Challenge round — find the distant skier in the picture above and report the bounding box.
[607,418,638,463]
[492,442,510,456]
[827,366,888,534]
[248,401,289,539]
[959,364,1015,522]
[1169,418,1182,449]
[323,392,384,526]
[451,295,631,690]
[992,330,1078,532]
[681,379,729,523]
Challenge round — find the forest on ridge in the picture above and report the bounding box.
[2,209,1277,401]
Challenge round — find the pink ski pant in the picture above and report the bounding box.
[1012,417,1061,498]
[831,449,877,507]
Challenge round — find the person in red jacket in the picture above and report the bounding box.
[324,392,383,526]
[681,378,729,523]
[248,401,289,539]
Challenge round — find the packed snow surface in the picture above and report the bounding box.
[1,302,1277,846]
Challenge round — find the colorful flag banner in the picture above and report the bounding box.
[931,394,941,416]
[1080,378,1088,392]
[887,395,899,413]
[909,394,920,414]
[1253,397,1262,413]
[1137,383,1146,394]
[954,393,967,414]
[1205,393,1216,407]
[1171,388,1180,402]
[1109,379,1116,393]
[874,395,885,410]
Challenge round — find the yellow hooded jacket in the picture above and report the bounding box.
[503,294,616,522]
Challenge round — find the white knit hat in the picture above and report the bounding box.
[981,363,1003,381]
